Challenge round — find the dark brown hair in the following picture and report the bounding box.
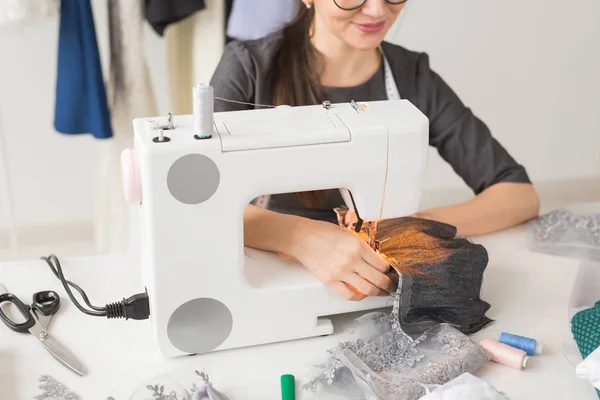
[271,4,330,207]
[272,5,324,106]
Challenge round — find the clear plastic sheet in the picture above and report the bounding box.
[528,202,600,262]
[302,310,488,399]
[568,260,600,321]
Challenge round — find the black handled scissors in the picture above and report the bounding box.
[0,285,85,376]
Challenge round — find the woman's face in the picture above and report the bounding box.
[308,0,406,50]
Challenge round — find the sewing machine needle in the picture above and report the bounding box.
[368,221,378,249]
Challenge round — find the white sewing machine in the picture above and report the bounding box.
[121,87,429,357]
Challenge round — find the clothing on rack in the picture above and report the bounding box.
[145,0,206,36]
[108,0,158,128]
[226,0,298,41]
[0,0,59,29]
[53,0,112,139]
[164,0,224,115]
[224,0,234,43]
[93,0,159,255]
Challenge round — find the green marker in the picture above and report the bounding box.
[280,374,295,400]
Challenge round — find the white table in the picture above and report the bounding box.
[0,225,597,400]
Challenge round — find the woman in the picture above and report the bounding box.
[210,0,540,301]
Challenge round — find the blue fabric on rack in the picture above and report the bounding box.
[226,0,298,41]
[54,0,112,139]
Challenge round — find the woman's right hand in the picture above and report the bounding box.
[290,219,393,301]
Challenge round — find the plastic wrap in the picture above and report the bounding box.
[568,260,600,320]
[303,313,488,400]
[528,202,600,262]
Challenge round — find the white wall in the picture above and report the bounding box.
[0,0,599,237]
[388,0,600,192]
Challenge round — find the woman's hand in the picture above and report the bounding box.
[290,219,393,301]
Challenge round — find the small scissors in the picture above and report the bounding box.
[0,284,85,376]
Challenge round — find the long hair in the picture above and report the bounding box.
[271,4,330,207]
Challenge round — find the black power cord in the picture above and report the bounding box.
[41,254,150,320]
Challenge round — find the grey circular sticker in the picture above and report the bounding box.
[167,298,233,354]
[167,154,220,204]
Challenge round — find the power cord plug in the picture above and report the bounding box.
[106,291,150,320]
[41,254,150,321]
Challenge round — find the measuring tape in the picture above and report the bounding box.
[381,47,402,101]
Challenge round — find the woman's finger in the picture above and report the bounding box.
[344,210,357,226]
[360,244,391,273]
[344,272,388,297]
[354,262,393,293]
[329,282,365,301]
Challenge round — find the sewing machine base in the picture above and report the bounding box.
[155,248,394,357]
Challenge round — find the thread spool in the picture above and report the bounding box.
[193,83,214,139]
[280,374,295,400]
[499,332,543,356]
[480,338,528,370]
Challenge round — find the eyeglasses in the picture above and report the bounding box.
[334,0,408,11]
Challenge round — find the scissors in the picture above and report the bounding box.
[0,284,85,376]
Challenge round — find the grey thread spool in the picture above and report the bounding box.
[193,83,213,139]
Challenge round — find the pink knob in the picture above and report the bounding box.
[121,148,142,204]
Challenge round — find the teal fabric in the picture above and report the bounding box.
[571,300,600,398]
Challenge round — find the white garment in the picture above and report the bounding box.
[576,346,600,390]
[0,0,58,29]
[420,373,511,400]
[94,0,158,255]
[165,0,224,115]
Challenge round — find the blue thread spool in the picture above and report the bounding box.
[499,332,543,356]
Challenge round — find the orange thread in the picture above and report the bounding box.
[375,218,455,279]
[345,283,365,296]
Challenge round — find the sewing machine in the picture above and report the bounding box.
[120,88,429,357]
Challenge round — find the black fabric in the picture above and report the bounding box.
[144,0,205,36]
[209,31,532,220]
[224,0,235,43]
[376,217,493,337]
